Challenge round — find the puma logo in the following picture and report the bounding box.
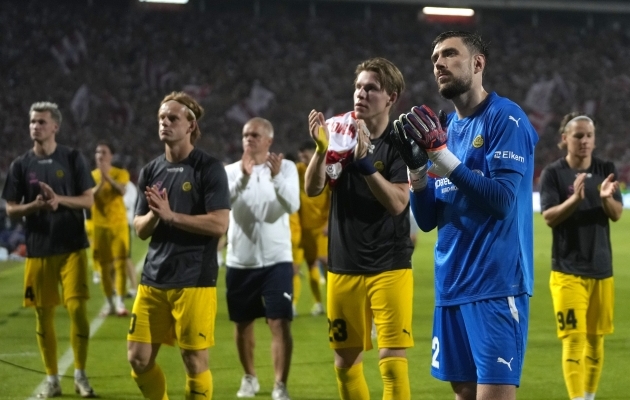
[77,334,89,339]
[497,357,513,371]
[566,358,580,365]
[198,333,206,340]
[586,356,600,364]
[508,116,521,127]
[190,389,208,397]
[283,292,292,301]
[36,331,45,338]
[402,329,411,336]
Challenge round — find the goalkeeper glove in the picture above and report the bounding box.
[401,105,460,178]
[391,118,429,190]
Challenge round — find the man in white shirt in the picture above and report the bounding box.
[224,117,300,400]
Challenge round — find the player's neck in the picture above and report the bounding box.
[165,141,194,163]
[363,114,389,140]
[33,139,57,156]
[565,154,591,170]
[453,87,488,119]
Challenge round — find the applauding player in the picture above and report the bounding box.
[392,31,538,400]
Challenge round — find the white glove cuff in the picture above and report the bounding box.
[408,165,428,191]
[428,148,461,178]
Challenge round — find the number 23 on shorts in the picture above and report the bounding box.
[328,318,348,342]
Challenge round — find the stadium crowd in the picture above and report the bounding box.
[1,0,630,184]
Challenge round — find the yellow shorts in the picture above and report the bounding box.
[24,250,90,308]
[93,224,130,262]
[549,271,614,338]
[327,269,414,351]
[127,285,217,350]
[302,227,328,265]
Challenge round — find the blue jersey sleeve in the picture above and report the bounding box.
[486,104,535,176]
[449,166,522,220]
[409,179,437,232]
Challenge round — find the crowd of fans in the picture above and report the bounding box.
[1,0,630,186]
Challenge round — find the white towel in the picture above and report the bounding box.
[325,111,358,186]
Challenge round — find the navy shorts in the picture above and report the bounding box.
[225,262,293,322]
[431,294,529,386]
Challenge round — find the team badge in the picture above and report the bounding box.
[472,135,484,148]
[374,161,384,172]
[56,170,64,178]
[182,182,192,192]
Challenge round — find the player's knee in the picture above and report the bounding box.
[181,349,209,375]
[65,297,86,317]
[128,351,152,374]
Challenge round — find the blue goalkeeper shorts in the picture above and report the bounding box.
[431,294,529,386]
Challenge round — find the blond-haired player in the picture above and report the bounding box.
[128,92,230,400]
[2,102,97,398]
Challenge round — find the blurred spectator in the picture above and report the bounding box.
[1,0,629,183]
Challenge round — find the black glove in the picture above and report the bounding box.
[391,117,429,191]
[391,118,429,170]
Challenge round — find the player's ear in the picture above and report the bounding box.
[387,92,398,107]
[473,54,485,74]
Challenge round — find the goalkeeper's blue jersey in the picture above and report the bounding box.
[432,92,538,306]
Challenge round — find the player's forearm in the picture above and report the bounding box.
[5,201,40,218]
[542,196,582,228]
[364,174,409,216]
[305,152,327,197]
[134,212,160,240]
[103,175,126,195]
[602,197,623,222]
[57,192,94,210]
[169,209,230,237]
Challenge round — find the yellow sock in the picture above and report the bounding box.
[97,260,114,297]
[185,369,212,400]
[132,363,168,400]
[293,271,302,307]
[379,357,410,400]
[35,307,58,375]
[562,332,586,400]
[66,298,90,370]
[115,258,127,299]
[309,265,321,303]
[584,334,604,395]
[335,362,369,400]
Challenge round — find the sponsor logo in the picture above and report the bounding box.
[402,329,411,336]
[508,116,521,127]
[182,182,192,191]
[497,357,513,371]
[472,135,484,148]
[374,160,384,172]
[566,358,580,365]
[198,332,206,339]
[494,150,524,163]
[37,159,53,164]
[283,292,292,301]
[56,170,64,178]
[167,167,184,173]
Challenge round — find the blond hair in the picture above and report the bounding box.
[160,92,204,144]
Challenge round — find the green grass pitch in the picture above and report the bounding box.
[0,213,628,399]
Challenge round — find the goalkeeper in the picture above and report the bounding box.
[390,31,538,400]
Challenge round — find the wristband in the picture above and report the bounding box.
[355,156,377,176]
[315,126,329,154]
[408,165,428,191]
[427,148,461,178]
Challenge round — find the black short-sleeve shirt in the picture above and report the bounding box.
[328,125,414,274]
[1,145,95,257]
[135,148,230,288]
[539,157,623,278]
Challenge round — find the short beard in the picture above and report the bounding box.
[438,75,472,100]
